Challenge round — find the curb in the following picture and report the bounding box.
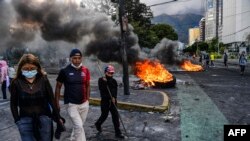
[89,90,169,113]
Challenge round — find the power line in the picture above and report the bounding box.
[149,0,178,7]
[222,26,250,38]
[223,10,250,19]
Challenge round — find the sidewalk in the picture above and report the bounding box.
[53,72,170,113]
[60,86,169,113]
[89,86,169,113]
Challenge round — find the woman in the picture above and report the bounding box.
[10,54,64,141]
[0,60,8,99]
[239,51,247,75]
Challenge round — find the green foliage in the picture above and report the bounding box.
[151,24,178,41]
[198,42,209,51]
[125,0,153,28]
[230,55,236,59]
[183,45,195,54]
[131,22,178,48]
[183,41,208,55]
[122,1,178,48]
[208,38,218,52]
[211,52,222,59]
[131,21,158,48]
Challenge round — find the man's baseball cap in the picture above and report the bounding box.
[70,48,82,57]
[105,65,115,73]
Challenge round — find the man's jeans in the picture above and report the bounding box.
[16,115,52,141]
[67,101,89,141]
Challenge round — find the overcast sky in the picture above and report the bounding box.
[140,0,205,16]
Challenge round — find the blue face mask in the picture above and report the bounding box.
[22,70,38,78]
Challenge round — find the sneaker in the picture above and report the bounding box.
[95,123,102,132]
[115,134,125,139]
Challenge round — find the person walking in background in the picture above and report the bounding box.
[95,65,125,139]
[0,60,8,99]
[239,51,247,75]
[210,54,215,67]
[223,52,228,68]
[205,53,210,69]
[199,53,203,65]
[55,48,90,141]
[10,54,65,141]
[8,65,16,91]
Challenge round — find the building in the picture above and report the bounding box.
[205,0,223,41]
[189,27,200,45]
[222,0,250,53]
[199,17,206,41]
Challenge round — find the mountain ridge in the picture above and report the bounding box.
[152,13,203,43]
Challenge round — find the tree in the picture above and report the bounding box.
[183,41,208,54]
[198,42,209,51]
[111,0,178,48]
[151,24,178,41]
[132,22,159,48]
[125,0,153,28]
[208,37,218,53]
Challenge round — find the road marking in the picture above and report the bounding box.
[177,80,228,141]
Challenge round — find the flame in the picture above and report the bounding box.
[135,59,173,86]
[180,60,203,71]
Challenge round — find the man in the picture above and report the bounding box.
[205,53,210,69]
[223,52,228,68]
[210,54,215,67]
[55,48,90,141]
[95,65,125,139]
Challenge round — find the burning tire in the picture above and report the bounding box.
[152,76,176,89]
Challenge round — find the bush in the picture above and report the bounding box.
[210,52,222,59]
[214,54,222,59]
[230,55,236,59]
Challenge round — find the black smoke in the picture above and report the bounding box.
[4,0,180,66]
[151,38,180,65]
[10,0,142,65]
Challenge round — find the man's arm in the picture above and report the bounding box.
[55,82,63,110]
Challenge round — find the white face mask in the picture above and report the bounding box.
[71,63,82,69]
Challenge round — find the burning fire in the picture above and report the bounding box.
[134,59,173,86]
[180,60,203,71]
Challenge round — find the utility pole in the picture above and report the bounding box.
[217,40,220,54]
[118,0,130,95]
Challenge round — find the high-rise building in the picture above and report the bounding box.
[222,0,250,52]
[189,27,200,45]
[217,0,223,42]
[199,17,206,41]
[205,0,223,41]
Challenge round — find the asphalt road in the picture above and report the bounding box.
[0,61,249,141]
